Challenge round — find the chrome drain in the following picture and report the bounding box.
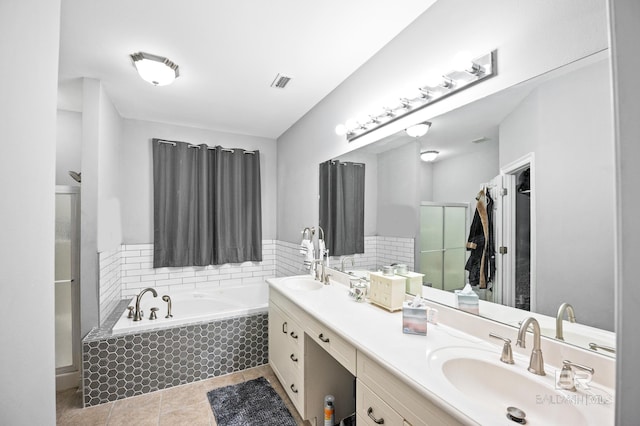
[506,406,527,424]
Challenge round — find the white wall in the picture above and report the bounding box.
[377,141,421,237]
[56,110,82,186]
[97,84,123,252]
[0,0,60,424]
[432,140,500,204]
[119,119,278,244]
[276,0,609,244]
[80,78,124,334]
[499,59,615,330]
[609,0,640,422]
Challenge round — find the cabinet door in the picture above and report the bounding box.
[268,303,305,414]
[268,304,289,375]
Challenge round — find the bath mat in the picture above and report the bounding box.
[207,376,297,426]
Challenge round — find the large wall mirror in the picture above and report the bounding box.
[323,51,615,357]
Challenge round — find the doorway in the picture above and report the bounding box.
[55,186,81,390]
[500,153,536,311]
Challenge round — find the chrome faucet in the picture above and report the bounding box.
[312,259,331,284]
[555,302,576,340]
[162,295,173,318]
[516,317,546,376]
[133,287,158,321]
[340,256,354,272]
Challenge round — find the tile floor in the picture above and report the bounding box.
[56,364,308,426]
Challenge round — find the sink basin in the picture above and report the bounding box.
[282,276,323,291]
[428,346,612,425]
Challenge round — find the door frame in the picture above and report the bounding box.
[500,153,536,312]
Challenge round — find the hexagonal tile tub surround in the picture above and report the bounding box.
[81,308,269,407]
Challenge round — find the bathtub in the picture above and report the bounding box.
[111,283,269,333]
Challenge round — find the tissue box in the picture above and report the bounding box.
[396,271,424,296]
[455,289,479,314]
[402,301,428,335]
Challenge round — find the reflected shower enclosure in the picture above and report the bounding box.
[419,202,468,292]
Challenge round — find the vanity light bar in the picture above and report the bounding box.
[336,50,496,142]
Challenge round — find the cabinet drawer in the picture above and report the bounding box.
[357,380,404,426]
[306,320,356,375]
[357,353,460,426]
[269,303,304,350]
[279,362,304,411]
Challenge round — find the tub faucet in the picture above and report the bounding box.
[133,287,158,321]
[555,302,576,341]
[162,295,173,318]
[516,317,546,376]
[340,256,354,272]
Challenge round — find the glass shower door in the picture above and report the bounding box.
[419,203,468,292]
[55,189,80,377]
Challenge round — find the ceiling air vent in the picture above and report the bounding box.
[271,73,292,89]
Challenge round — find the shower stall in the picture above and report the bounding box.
[418,202,469,292]
[55,186,80,389]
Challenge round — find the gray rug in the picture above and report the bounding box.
[207,377,297,426]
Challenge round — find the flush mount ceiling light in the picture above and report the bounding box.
[335,50,496,142]
[130,52,180,86]
[420,150,439,162]
[405,122,431,138]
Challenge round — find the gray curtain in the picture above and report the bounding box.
[319,160,365,256]
[153,139,262,267]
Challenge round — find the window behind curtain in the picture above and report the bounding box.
[152,139,262,267]
[319,160,365,256]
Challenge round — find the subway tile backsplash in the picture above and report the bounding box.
[98,236,413,318]
[275,235,414,276]
[98,247,122,326]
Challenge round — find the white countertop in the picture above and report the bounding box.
[267,275,615,426]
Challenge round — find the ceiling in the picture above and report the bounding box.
[58,0,437,139]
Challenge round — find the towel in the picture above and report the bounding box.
[300,239,314,270]
[318,239,328,267]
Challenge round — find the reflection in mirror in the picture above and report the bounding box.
[326,52,615,356]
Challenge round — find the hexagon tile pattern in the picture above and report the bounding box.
[82,313,269,407]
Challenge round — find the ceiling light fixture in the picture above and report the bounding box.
[336,50,496,142]
[420,150,439,162]
[405,122,431,138]
[130,52,180,86]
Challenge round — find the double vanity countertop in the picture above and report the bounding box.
[267,275,615,426]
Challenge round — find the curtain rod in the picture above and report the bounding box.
[155,139,255,154]
[330,159,364,166]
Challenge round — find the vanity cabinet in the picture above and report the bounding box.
[270,289,356,424]
[357,353,459,426]
[269,285,459,426]
[268,301,305,412]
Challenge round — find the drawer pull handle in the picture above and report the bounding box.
[290,353,298,362]
[367,407,384,424]
[319,333,330,343]
[290,331,298,339]
[290,384,298,393]
[282,321,288,334]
